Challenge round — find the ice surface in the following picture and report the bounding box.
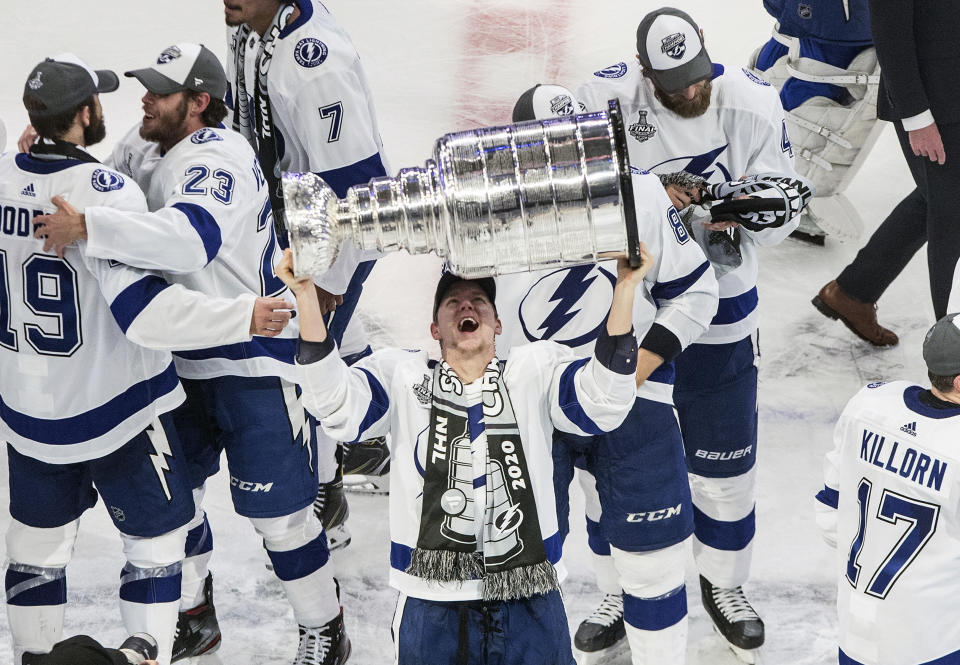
[0,1,927,663]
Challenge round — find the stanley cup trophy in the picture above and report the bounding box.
[282,100,642,279]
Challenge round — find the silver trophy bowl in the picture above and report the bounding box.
[282,100,641,278]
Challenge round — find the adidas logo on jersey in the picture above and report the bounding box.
[900,421,917,436]
[20,183,36,198]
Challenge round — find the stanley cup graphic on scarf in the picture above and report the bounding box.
[439,424,477,545]
[483,456,524,567]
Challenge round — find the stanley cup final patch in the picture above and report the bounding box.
[661,32,686,59]
[629,110,657,143]
[413,374,431,405]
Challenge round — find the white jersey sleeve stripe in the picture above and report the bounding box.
[108,275,171,333]
[0,363,179,446]
[170,202,222,264]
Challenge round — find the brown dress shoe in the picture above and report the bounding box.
[812,280,899,347]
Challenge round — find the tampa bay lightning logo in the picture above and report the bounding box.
[294,38,328,68]
[742,68,772,87]
[90,169,125,192]
[661,32,687,59]
[650,144,732,183]
[190,128,224,144]
[629,165,650,175]
[519,264,616,347]
[157,46,182,64]
[593,62,628,79]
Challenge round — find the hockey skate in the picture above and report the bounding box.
[314,476,351,551]
[573,593,628,664]
[342,436,390,495]
[293,610,351,665]
[172,573,222,662]
[699,575,764,664]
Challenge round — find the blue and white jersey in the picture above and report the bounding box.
[227,0,388,296]
[85,126,297,382]
[816,381,960,665]
[496,172,718,405]
[298,340,637,601]
[577,61,798,344]
[0,151,256,463]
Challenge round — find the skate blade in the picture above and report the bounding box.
[573,637,629,665]
[342,474,389,495]
[711,625,762,664]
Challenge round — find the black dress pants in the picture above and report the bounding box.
[836,121,960,319]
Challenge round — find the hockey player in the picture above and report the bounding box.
[224,0,392,544]
[4,54,289,665]
[752,0,877,244]
[505,85,718,665]
[571,7,806,663]
[815,313,960,665]
[275,239,650,665]
[32,45,347,665]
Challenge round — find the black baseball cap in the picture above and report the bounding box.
[23,53,119,117]
[636,7,713,94]
[923,313,960,376]
[433,271,497,319]
[125,43,227,99]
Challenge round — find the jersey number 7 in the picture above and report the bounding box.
[845,477,940,599]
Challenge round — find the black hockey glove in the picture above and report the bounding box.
[701,174,813,232]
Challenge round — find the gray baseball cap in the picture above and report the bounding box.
[125,44,227,99]
[23,53,119,117]
[923,313,960,376]
[636,7,713,94]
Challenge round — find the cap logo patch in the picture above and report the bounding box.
[28,71,43,90]
[661,32,687,59]
[157,46,182,65]
[294,38,328,68]
[91,169,125,193]
[593,62,628,79]
[550,94,575,116]
[194,77,203,86]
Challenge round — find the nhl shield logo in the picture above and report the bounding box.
[412,374,431,405]
[661,32,686,59]
[629,110,657,143]
[798,3,813,19]
[157,46,182,64]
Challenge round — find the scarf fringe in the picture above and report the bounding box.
[482,560,559,602]
[406,548,484,582]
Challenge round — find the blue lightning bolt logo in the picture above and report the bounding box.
[651,144,731,182]
[538,265,596,339]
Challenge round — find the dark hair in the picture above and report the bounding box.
[928,371,958,394]
[24,95,94,140]
[186,90,228,127]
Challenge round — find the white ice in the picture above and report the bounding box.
[0,1,927,663]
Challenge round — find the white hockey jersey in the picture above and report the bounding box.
[299,340,636,601]
[577,61,799,344]
[496,172,718,405]
[227,0,388,296]
[0,151,256,463]
[816,381,960,665]
[85,126,297,382]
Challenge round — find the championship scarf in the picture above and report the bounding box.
[406,359,559,602]
[232,4,292,240]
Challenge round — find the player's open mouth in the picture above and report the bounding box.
[458,317,478,333]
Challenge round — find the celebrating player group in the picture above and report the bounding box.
[3,1,959,665]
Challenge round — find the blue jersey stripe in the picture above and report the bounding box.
[711,287,759,326]
[109,275,171,333]
[327,260,376,346]
[15,154,87,175]
[171,202,222,264]
[317,153,388,199]
[0,363,180,446]
[648,361,676,385]
[651,260,710,304]
[903,385,960,419]
[558,358,605,435]
[174,337,297,363]
[816,485,839,509]
[352,368,389,441]
[840,647,960,665]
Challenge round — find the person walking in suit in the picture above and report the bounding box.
[813,0,960,346]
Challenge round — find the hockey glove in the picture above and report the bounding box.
[702,174,813,232]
